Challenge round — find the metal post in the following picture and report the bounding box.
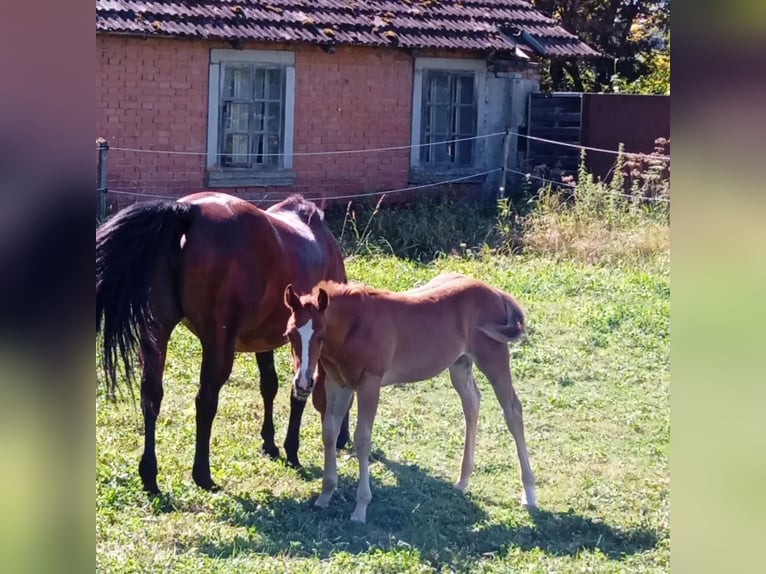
[499,128,511,199]
[97,138,109,224]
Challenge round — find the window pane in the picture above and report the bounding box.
[253,102,266,131]
[265,69,283,100]
[457,139,473,166]
[252,134,280,166]
[266,102,281,134]
[223,133,251,166]
[429,105,450,136]
[457,106,476,135]
[431,140,448,163]
[427,73,450,104]
[223,102,250,131]
[224,65,253,99]
[457,76,474,104]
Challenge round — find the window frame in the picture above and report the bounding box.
[206,49,295,187]
[410,57,487,177]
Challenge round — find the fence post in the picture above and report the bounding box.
[97,138,109,224]
[499,128,511,199]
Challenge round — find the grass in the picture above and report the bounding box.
[97,252,669,573]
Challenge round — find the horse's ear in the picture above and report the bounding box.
[284,284,301,311]
[316,288,329,312]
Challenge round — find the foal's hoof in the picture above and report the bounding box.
[262,443,280,460]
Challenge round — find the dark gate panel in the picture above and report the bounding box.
[526,92,582,173]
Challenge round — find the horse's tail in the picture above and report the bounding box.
[478,292,526,344]
[96,200,195,398]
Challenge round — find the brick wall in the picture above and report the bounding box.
[97,35,417,206]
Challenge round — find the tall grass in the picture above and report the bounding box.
[324,149,670,265]
[504,148,670,265]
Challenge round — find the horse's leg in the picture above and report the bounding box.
[350,375,381,523]
[256,351,280,459]
[284,393,307,468]
[473,343,536,508]
[137,328,172,494]
[192,337,235,491]
[313,361,351,450]
[449,355,481,492]
[315,378,353,509]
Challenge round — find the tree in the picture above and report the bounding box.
[531,0,670,93]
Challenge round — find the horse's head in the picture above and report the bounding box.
[283,284,329,400]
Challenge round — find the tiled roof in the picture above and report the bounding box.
[96,0,599,59]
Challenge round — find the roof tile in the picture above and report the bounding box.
[96,0,599,58]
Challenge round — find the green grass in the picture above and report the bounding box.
[97,253,669,573]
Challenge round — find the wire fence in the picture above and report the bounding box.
[96,129,670,221]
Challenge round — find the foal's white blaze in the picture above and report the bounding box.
[295,319,314,392]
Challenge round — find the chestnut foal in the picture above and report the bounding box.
[283,273,536,523]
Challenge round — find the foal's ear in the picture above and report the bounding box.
[316,288,329,312]
[284,284,301,312]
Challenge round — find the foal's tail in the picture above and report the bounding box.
[478,292,526,344]
[96,200,195,398]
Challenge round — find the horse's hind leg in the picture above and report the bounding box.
[256,351,281,459]
[138,326,173,494]
[449,355,481,492]
[473,343,536,508]
[350,375,381,523]
[192,336,235,491]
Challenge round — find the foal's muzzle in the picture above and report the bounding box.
[292,376,314,401]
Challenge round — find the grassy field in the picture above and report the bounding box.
[97,251,669,573]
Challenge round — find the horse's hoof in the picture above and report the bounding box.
[286,456,302,470]
[193,473,220,492]
[142,482,161,495]
[262,443,280,460]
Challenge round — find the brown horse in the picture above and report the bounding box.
[96,192,349,493]
[283,273,536,523]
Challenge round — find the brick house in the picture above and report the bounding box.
[96,0,596,205]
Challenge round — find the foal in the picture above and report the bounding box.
[283,273,536,523]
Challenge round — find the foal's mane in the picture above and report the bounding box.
[313,280,377,299]
[270,194,325,226]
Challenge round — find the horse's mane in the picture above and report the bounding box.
[269,194,324,225]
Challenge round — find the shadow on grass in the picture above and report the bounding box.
[197,455,658,567]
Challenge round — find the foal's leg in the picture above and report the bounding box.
[350,375,381,523]
[256,351,280,459]
[313,361,351,450]
[192,337,235,491]
[138,328,172,494]
[473,343,536,508]
[315,379,353,509]
[449,355,481,492]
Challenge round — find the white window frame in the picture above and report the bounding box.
[410,57,487,170]
[206,49,295,186]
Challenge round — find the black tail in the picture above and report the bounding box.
[96,200,194,398]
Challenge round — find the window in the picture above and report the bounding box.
[207,50,295,187]
[420,71,477,167]
[410,58,486,174]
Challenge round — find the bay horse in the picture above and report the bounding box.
[282,273,536,523]
[96,192,349,493]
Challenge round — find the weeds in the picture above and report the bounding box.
[325,151,669,265]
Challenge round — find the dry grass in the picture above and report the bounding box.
[506,151,670,265]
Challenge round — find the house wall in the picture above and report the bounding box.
[97,35,538,206]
